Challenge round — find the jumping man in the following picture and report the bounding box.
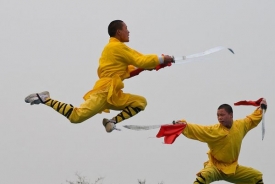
[25,20,173,133]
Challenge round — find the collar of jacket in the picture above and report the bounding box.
[109,37,121,43]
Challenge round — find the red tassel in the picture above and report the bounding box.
[156,124,186,144]
[155,62,172,71]
[129,68,144,77]
[234,98,263,106]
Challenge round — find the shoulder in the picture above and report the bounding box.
[108,41,131,51]
[207,123,221,131]
[187,123,218,130]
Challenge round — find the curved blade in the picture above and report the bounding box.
[174,46,234,64]
[123,125,161,131]
[262,110,265,140]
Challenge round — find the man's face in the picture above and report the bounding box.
[117,22,129,42]
[217,108,233,128]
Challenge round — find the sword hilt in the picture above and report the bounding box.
[171,56,175,63]
[261,104,267,110]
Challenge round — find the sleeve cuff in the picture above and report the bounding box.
[158,56,164,64]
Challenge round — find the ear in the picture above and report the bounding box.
[116,29,121,35]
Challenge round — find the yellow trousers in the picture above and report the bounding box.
[45,92,147,124]
[194,162,263,184]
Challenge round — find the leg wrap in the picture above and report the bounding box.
[44,98,74,119]
[194,174,206,184]
[114,106,141,123]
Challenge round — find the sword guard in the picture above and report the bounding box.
[172,56,175,63]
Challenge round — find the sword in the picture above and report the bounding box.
[123,121,176,131]
[261,104,267,140]
[172,46,234,64]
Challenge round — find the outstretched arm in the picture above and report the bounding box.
[127,55,173,78]
[175,120,226,143]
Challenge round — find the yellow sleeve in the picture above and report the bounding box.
[183,123,226,143]
[243,108,263,132]
[113,42,159,69]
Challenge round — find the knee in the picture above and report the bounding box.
[255,172,263,184]
[69,118,83,124]
[69,114,86,124]
[135,96,147,110]
[194,173,206,184]
[140,97,147,110]
[67,108,94,124]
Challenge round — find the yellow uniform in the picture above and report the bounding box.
[44,37,161,123]
[183,108,264,184]
[84,37,159,109]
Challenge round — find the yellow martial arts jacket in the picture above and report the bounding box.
[83,37,160,111]
[182,108,263,174]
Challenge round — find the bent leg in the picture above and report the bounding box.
[225,165,263,184]
[108,93,147,123]
[44,92,109,123]
[194,162,223,184]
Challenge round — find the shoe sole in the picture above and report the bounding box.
[102,118,114,133]
[25,91,50,103]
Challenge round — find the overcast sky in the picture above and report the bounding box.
[1,1,274,184]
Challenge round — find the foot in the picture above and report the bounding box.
[102,118,117,133]
[25,91,50,105]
